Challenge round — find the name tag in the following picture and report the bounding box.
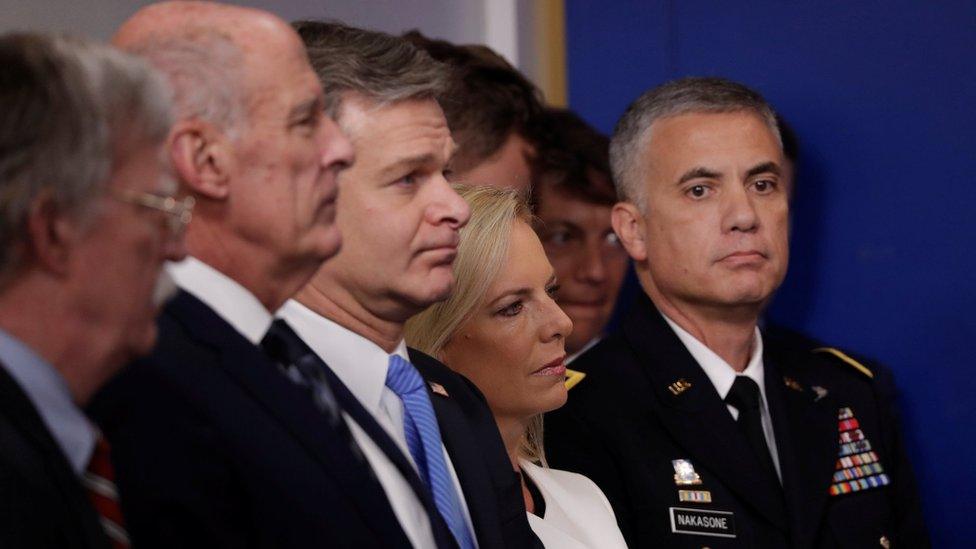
[669,507,736,538]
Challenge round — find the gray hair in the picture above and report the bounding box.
[609,77,781,207]
[292,20,449,116]
[0,33,172,283]
[119,28,245,137]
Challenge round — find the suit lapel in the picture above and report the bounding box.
[314,349,458,549]
[622,295,789,532]
[0,365,109,548]
[765,357,837,548]
[409,350,505,548]
[164,292,410,546]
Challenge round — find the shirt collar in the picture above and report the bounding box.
[277,299,409,415]
[566,336,601,365]
[0,328,96,474]
[661,312,767,400]
[167,256,273,345]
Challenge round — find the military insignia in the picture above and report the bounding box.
[564,368,586,390]
[812,385,828,401]
[428,382,449,397]
[814,347,874,378]
[668,378,692,396]
[678,489,712,503]
[672,459,702,485]
[783,376,803,391]
[828,407,890,496]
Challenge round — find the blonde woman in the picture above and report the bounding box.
[406,185,626,549]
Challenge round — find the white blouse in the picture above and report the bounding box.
[520,459,628,549]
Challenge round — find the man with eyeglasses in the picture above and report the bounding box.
[0,33,186,548]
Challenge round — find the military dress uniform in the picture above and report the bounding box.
[545,293,929,548]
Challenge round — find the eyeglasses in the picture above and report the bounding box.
[110,188,195,239]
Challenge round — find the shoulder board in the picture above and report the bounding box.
[812,347,874,379]
[564,369,586,390]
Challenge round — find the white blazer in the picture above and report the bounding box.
[520,459,628,549]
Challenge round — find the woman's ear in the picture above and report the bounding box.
[169,120,232,201]
[611,201,647,262]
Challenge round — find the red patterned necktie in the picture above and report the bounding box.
[82,435,130,548]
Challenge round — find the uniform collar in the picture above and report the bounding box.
[661,312,767,402]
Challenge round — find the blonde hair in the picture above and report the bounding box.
[405,184,548,465]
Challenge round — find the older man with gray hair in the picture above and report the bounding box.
[275,20,540,549]
[546,77,928,547]
[84,2,433,547]
[0,32,187,548]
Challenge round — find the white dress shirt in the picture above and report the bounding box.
[520,460,627,549]
[662,314,782,481]
[279,299,477,549]
[166,257,273,345]
[565,337,601,365]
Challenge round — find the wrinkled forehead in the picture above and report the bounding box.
[241,46,321,117]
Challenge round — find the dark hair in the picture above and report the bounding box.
[534,108,616,206]
[402,31,545,174]
[293,21,448,116]
[776,113,800,166]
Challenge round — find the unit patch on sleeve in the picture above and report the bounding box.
[828,407,891,496]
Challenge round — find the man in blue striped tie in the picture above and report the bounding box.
[277,20,541,549]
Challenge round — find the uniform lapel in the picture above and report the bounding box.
[764,357,837,548]
[622,295,789,532]
[165,291,412,547]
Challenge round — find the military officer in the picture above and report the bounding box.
[544,77,929,548]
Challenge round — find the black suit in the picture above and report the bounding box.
[545,293,929,548]
[0,365,109,549]
[409,349,541,549]
[89,290,412,547]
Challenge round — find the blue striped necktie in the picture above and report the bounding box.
[386,354,476,549]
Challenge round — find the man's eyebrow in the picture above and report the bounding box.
[745,161,781,178]
[287,96,323,120]
[377,153,438,178]
[677,166,722,185]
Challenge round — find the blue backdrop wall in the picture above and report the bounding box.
[564,1,975,545]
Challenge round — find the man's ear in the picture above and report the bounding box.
[25,191,79,277]
[611,201,648,262]
[169,120,233,200]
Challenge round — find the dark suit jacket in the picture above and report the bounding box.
[409,349,541,549]
[0,365,109,549]
[89,290,412,548]
[545,293,929,548]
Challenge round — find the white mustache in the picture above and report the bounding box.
[152,269,179,308]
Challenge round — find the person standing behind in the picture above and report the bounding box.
[404,31,544,191]
[545,77,928,547]
[406,185,628,549]
[532,108,630,364]
[85,3,422,548]
[280,20,540,549]
[0,32,186,548]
